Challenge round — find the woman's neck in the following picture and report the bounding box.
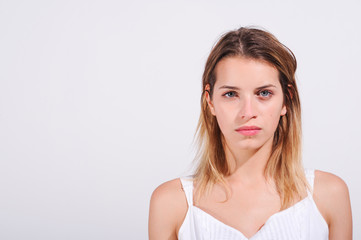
[224,136,273,184]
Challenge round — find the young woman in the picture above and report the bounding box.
[148,27,352,240]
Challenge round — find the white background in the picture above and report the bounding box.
[0,0,360,239]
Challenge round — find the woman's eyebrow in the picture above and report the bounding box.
[218,84,277,90]
[255,84,277,90]
[218,85,240,90]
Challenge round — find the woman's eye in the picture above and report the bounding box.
[258,90,272,98]
[223,91,237,98]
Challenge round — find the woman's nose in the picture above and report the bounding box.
[239,95,257,120]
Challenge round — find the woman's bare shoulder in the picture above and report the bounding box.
[149,178,188,240]
[313,170,352,239]
[150,178,188,209]
[314,170,349,195]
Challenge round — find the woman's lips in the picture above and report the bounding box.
[235,126,261,136]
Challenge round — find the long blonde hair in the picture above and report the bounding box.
[193,27,308,210]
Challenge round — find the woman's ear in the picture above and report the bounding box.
[205,84,216,116]
[280,84,292,116]
[281,105,287,116]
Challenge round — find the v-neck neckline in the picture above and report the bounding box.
[192,196,310,240]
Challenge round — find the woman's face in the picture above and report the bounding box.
[206,56,287,151]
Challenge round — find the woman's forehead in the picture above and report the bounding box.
[214,56,281,89]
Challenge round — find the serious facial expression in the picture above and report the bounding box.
[206,56,287,151]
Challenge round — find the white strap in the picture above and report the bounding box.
[180,177,194,206]
[305,168,315,195]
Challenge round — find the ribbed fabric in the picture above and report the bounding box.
[178,169,329,240]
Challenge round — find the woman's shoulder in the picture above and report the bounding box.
[314,169,349,192]
[151,178,185,206]
[313,170,352,235]
[149,178,188,239]
[313,170,349,202]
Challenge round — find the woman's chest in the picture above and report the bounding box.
[179,198,320,240]
[194,185,282,237]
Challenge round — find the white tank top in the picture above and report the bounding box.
[178,169,328,240]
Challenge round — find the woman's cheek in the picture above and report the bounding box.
[218,113,235,135]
